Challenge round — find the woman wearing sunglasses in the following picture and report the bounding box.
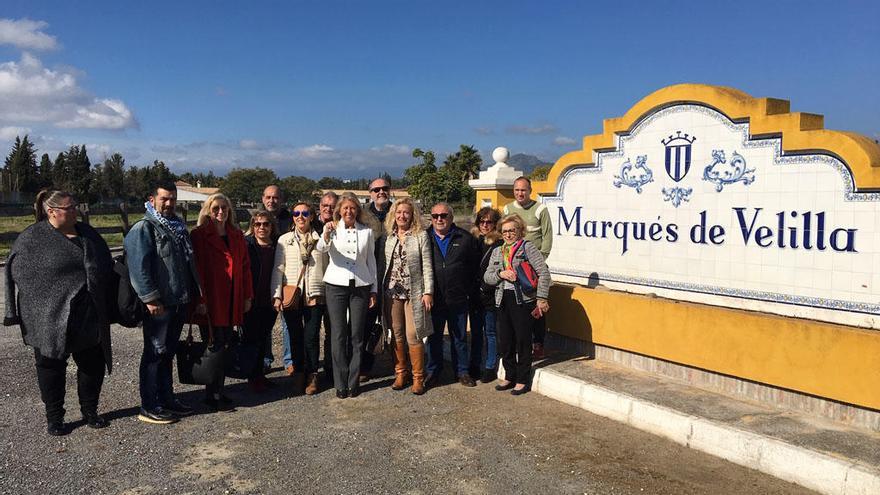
[5,189,114,435]
[483,214,551,395]
[470,206,503,383]
[243,211,279,392]
[191,193,254,411]
[270,202,326,395]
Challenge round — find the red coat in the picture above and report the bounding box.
[191,224,254,327]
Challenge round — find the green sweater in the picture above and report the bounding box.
[503,200,553,258]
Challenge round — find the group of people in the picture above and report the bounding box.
[3,175,554,435]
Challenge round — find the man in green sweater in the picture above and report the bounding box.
[503,176,553,359]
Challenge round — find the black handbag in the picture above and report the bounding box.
[176,320,225,385]
[224,326,261,380]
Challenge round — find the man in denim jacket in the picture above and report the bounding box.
[124,180,201,424]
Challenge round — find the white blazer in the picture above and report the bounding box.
[316,221,377,292]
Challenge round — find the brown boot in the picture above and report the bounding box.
[304,373,319,395]
[409,344,426,395]
[391,340,410,390]
[291,372,305,395]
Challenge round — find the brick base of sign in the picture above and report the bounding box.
[545,332,880,433]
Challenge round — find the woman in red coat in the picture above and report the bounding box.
[191,193,253,411]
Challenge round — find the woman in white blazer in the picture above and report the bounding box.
[271,202,327,395]
[316,193,378,398]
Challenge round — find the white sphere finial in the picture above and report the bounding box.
[492,146,509,164]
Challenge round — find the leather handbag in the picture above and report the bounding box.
[224,326,261,379]
[281,264,307,310]
[176,318,225,385]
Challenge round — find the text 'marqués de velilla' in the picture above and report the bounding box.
[556,207,858,255]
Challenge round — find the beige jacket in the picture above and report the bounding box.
[381,230,434,340]
[271,229,327,301]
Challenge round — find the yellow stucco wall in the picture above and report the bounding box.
[475,189,516,212]
[510,83,880,410]
[547,285,880,410]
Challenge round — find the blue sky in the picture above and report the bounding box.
[0,0,877,179]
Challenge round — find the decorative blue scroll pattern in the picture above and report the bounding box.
[613,155,653,193]
[661,186,693,207]
[703,150,756,192]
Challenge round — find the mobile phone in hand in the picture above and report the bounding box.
[531,306,543,319]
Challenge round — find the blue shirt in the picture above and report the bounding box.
[432,229,452,258]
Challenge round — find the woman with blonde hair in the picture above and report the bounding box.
[317,193,377,398]
[191,193,253,411]
[270,201,326,395]
[483,214,551,395]
[380,197,433,395]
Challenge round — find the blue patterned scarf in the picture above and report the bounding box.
[144,201,193,260]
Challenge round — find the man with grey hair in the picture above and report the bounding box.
[359,177,393,379]
[425,202,480,387]
[313,190,338,383]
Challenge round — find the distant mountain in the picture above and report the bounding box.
[507,153,551,173]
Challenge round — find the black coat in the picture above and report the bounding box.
[426,225,480,310]
[477,235,503,309]
[245,235,276,307]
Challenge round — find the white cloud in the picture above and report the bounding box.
[553,136,577,146]
[474,127,493,136]
[0,125,32,140]
[0,53,137,130]
[239,139,260,150]
[297,144,335,158]
[506,124,558,135]
[0,19,58,51]
[369,144,410,155]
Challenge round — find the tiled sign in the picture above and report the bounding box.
[544,103,879,328]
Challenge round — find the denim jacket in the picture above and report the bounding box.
[123,215,201,307]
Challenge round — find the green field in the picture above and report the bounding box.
[0,213,143,259]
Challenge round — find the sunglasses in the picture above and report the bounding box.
[51,204,78,211]
[478,219,495,225]
[431,213,450,220]
[370,186,390,193]
[501,228,518,234]
[292,210,311,217]
[253,221,271,228]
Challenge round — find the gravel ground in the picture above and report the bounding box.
[0,279,814,494]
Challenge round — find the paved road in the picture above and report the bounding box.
[0,277,813,494]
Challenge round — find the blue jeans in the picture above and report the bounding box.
[427,305,470,377]
[139,304,187,411]
[472,308,498,371]
[280,315,293,368]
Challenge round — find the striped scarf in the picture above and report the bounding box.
[144,201,193,260]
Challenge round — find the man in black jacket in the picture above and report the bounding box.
[426,202,479,387]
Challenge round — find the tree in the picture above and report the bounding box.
[36,153,53,189]
[318,176,346,189]
[529,164,552,181]
[178,171,219,187]
[443,145,482,182]
[95,153,126,202]
[219,167,279,204]
[2,135,38,192]
[280,175,319,203]
[52,151,69,190]
[66,145,94,203]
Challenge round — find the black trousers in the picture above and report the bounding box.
[325,283,370,392]
[497,290,535,385]
[34,344,105,424]
[243,306,278,379]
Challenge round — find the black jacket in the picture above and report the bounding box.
[245,235,276,307]
[477,235,503,309]
[426,225,480,310]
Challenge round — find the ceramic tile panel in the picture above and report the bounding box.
[543,104,880,329]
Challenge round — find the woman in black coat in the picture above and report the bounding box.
[4,189,113,435]
[470,207,503,382]
[243,211,279,392]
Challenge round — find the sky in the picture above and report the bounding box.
[0,0,877,180]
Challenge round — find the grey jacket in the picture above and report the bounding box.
[123,215,201,306]
[380,230,434,340]
[4,221,113,369]
[483,239,551,306]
